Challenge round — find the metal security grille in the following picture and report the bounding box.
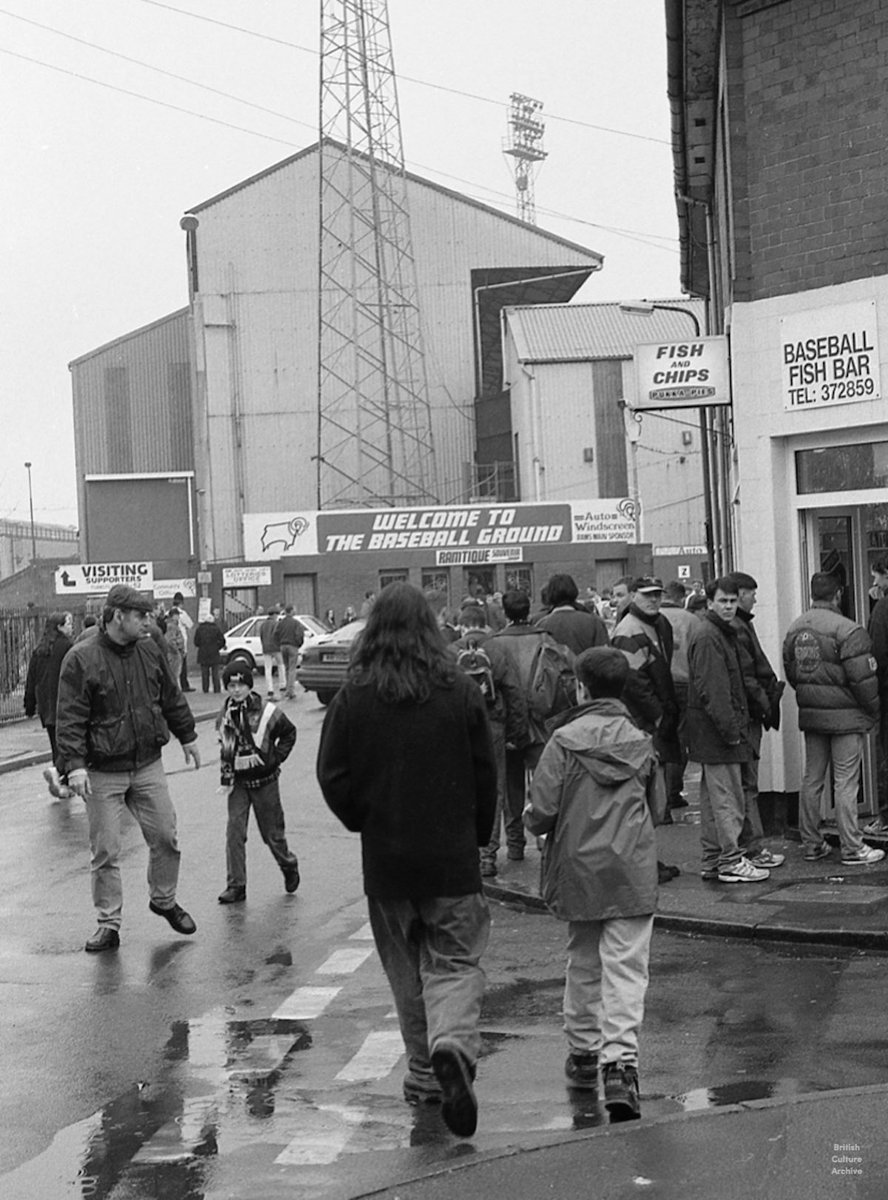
[317,0,438,510]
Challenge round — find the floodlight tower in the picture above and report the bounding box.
[317,0,438,509]
[503,93,547,224]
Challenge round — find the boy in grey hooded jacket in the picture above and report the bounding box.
[524,647,657,1122]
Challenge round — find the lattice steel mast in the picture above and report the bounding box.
[503,93,547,224]
[317,0,438,508]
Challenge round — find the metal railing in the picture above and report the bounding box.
[0,607,47,724]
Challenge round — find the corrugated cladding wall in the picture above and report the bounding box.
[71,310,194,476]
[192,145,602,555]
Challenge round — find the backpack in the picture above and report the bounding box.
[526,635,577,721]
[456,639,497,707]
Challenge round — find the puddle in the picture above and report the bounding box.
[0,1013,311,1200]
[671,1076,808,1110]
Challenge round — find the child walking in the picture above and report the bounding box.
[217,662,301,903]
[524,646,658,1122]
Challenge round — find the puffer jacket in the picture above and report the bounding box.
[685,611,752,763]
[56,628,196,773]
[524,698,658,922]
[782,602,879,733]
[611,605,681,763]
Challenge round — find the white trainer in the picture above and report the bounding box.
[840,846,886,866]
[717,856,770,883]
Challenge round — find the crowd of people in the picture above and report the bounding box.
[21,563,888,1138]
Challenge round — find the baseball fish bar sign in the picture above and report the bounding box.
[781,300,881,411]
[633,336,730,409]
[244,499,639,560]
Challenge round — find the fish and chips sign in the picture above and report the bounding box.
[633,336,730,409]
[244,498,639,563]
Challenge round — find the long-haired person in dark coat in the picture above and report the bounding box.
[25,610,74,793]
[317,582,497,1138]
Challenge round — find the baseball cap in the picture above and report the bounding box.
[106,584,154,613]
[631,576,664,594]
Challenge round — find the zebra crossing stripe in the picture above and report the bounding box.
[315,946,375,974]
[272,985,341,1020]
[274,1104,368,1165]
[334,1030,405,1082]
[349,920,374,940]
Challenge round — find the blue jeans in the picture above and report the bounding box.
[368,893,490,1091]
[85,758,181,929]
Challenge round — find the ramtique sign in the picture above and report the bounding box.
[243,498,639,560]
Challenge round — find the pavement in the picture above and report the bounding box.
[5,692,888,1197]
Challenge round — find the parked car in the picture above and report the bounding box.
[221,614,329,672]
[296,619,366,705]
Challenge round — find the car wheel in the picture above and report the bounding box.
[228,651,255,670]
[316,689,338,706]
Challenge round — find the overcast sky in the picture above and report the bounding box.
[0,0,681,529]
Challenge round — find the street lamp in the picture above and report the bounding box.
[24,461,36,565]
[619,300,716,578]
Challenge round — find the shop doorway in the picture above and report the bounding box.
[800,505,885,813]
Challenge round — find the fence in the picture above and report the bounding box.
[0,607,60,724]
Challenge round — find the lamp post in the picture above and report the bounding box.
[24,461,36,565]
[619,300,717,579]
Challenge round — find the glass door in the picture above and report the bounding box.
[800,506,877,814]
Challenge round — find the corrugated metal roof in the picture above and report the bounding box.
[67,309,190,369]
[504,299,708,362]
[187,139,603,265]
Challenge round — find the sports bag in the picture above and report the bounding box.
[456,639,497,707]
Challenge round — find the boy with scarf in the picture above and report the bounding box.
[216,662,300,903]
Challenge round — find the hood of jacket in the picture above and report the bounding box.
[554,699,653,785]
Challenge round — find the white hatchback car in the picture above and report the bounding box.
[221,614,330,672]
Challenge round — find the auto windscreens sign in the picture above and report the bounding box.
[781,300,881,410]
[633,336,730,409]
[243,499,639,560]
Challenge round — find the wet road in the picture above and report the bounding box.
[1,700,887,1198]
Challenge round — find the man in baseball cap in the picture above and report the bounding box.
[611,575,681,883]
[55,583,202,952]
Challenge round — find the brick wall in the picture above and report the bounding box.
[728,0,888,301]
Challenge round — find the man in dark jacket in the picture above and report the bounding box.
[686,577,769,883]
[274,605,305,699]
[611,576,681,882]
[728,571,786,870]
[488,589,574,861]
[193,614,227,694]
[783,572,884,866]
[536,573,609,654]
[451,607,530,877]
[56,585,202,952]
